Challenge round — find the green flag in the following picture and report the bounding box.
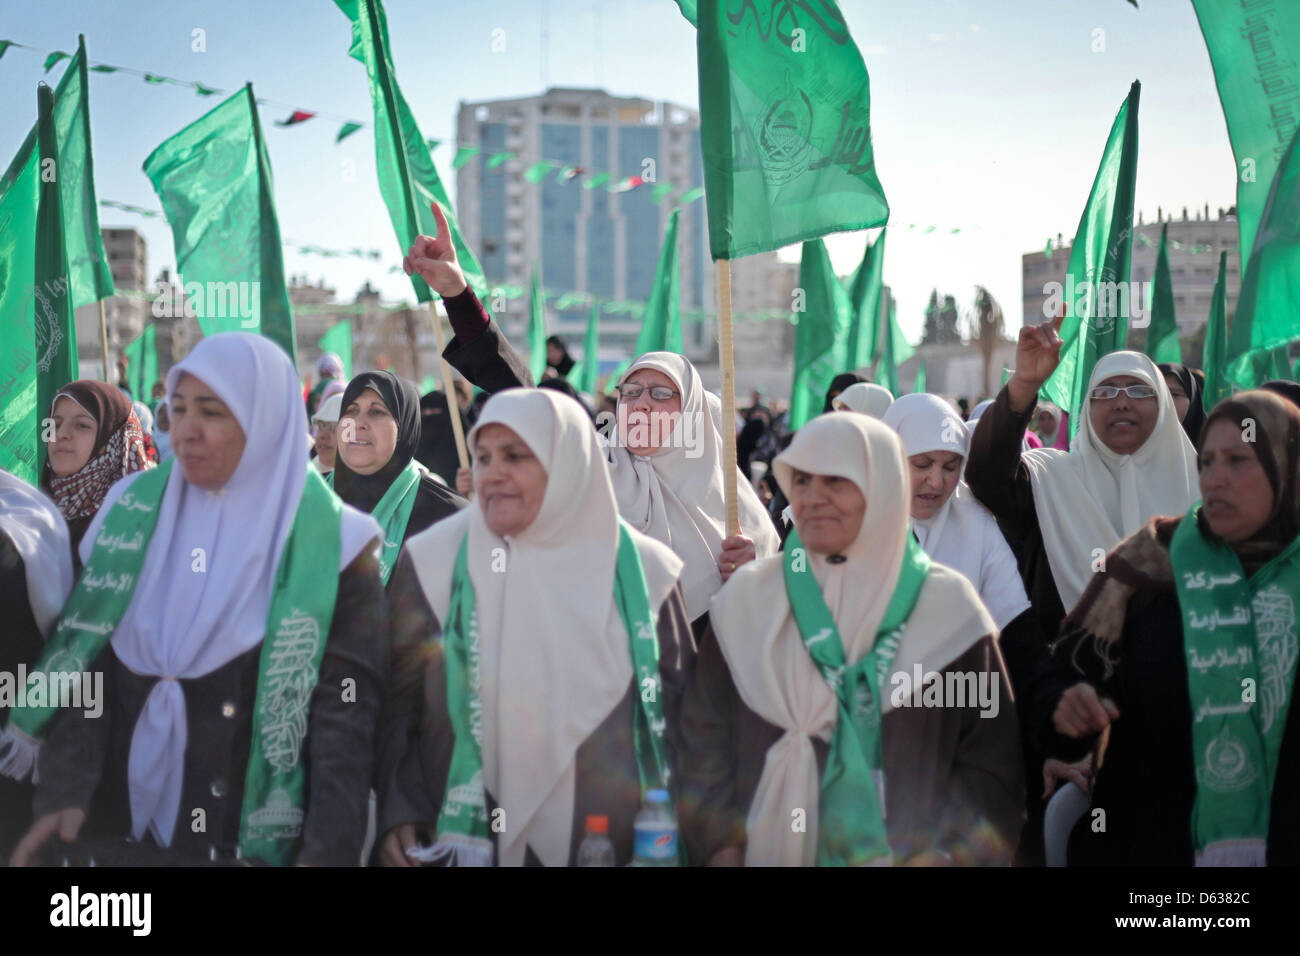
[318,320,353,378]
[844,230,885,370]
[876,296,911,399]
[123,322,158,401]
[913,359,927,394]
[1202,251,1231,414]
[1145,222,1180,364]
[570,299,601,397]
[335,0,488,302]
[673,0,698,26]
[632,208,684,356]
[1226,124,1300,388]
[1041,80,1141,438]
[144,85,297,364]
[788,238,852,430]
[0,140,41,482]
[528,270,547,384]
[0,36,114,310]
[1192,1,1300,263]
[695,0,889,259]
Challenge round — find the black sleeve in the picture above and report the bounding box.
[442,302,534,393]
[32,643,115,817]
[374,548,446,838]
[1033,607,1126,765]
[654,583,696,785]
[297,546,388,866]
[965,385,1041,542]
[677,623,746,864]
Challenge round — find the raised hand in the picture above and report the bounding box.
[403,201,468,299]
[1008,309,1065,412]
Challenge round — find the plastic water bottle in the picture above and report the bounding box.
[632,788,678,866]
[577,815,616,867]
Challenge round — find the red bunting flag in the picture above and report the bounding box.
[274,109,316,127]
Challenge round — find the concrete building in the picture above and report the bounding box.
[74,227,150,379]
[1022,205,1241,336]
[455,88,712,363]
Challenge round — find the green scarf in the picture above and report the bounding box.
[1172,506,1300,860]
[326,458,422,584]
[783,528,931,866]
[4,459,342,866]
[432,519,675,866]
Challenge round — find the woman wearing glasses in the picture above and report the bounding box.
[608,355,781,632]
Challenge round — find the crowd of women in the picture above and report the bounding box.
[1,208,1297,867]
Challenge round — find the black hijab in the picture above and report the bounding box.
[333,372,466,535]
[823,372,865,413]
[546,335,576,377]
[414,388,468,486]
[1158,363,1206,445]
[1261,379,1300,412]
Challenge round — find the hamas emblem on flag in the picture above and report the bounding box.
[32,277,68,374]
[1253,584,1297,734]
[259,608,321,774]
[1199,726,1257,793]
[246,787,305,839]
[757,81,813,187]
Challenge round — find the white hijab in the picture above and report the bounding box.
[1022,350,1199,610]
[833,382,894,418]
[404,389,684,867]
[0,470,74,638]
[708,413,995,866]
[881,393,1030,630]
[605,352,779,620]
[78,333,381,848]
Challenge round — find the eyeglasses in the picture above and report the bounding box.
[617,383,679,402]
[1090,384,1156,401]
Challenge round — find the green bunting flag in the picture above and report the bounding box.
[335,0,489,302]
[1226,124,1300,388]
[844,230,885,370]
[1145,222,1180,364]
[1041,80,1141,438]
[318,320,353,378]
[0,36,115,312]
[123,323,158,401]
[144,85,297,364]
[914,360,927,394]
[335,121,363,143]
[1202,251,1231,414]
[528,270,547,385]
[1192,1,1300,263]
[695,0,889,260]
[570,299,601,397]
[788,238,852,430]
[632,208,684,357]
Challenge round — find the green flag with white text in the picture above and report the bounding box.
[335,0,488,302]
[1226,124,1300,389]
[144,85,297,364]
[123,322,158,401]
[1041,80,1141,438]
[0,142,41,482]
[528,270,547,384]
[789,238,851,429]
[570,299,601,397]
[1192,0,1300,263]
[0,36,114,311]
[1145,222,1180,365]
[632,208,684,356]
[695,0,889,259]
[318,320,353,379]
[844,230,885,370]
[1202,251,1231,414]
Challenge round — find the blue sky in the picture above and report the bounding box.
[0,0,1237,343]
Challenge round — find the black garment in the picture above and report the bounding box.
[1158,362,1206,445]
[1038,589,1300,865]
[333,371,466,554]
[823,372,865,413]
[537,375,593,419]
[442,297,534,394]
[375,549,697,866]
[546,335,576,378]
[414,390,469,487]
[1262,379,1300,412]
[0,531,45,862]
[33,548,387,866]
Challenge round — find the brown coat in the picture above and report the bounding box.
[677,625,1025,865]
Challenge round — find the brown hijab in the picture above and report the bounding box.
[41,380,152,547]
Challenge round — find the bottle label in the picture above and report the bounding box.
[633,824,677,861]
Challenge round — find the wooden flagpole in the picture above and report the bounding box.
[718,259,739,536]
[98,299,111,382]
[427,300,469,470]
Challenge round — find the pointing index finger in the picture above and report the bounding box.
[430,200,450,240]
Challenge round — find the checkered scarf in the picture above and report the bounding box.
[46,409,153,522]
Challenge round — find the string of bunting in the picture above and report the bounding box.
[1043,231,1223,257]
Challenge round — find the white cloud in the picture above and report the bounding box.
[928,33,946,44]
[863,43,888,56]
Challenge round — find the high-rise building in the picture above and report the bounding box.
[455,88,712,363]
[1021,205,1241,341]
